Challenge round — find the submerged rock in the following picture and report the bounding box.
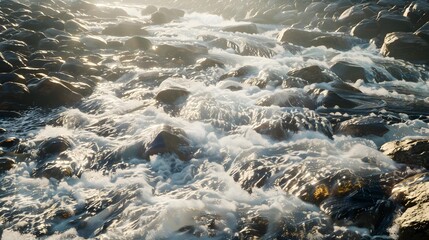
[381,139,429,168]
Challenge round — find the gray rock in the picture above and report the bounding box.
[381,32,429,62]
[351,18,380,39]
[381,139,429,168]
[155,87,189,104]
[335,116,389,137]
[81,36,107,50]
[222,23,258,34]
[0,157,15,171]
[29,77,83,107]
[38,136,73,159]
[124,36,152,50]
[288,65,337,84]
[330,61,369,83]
[102,22,148,36]
[415,22,429,42]
[376,12,413,35]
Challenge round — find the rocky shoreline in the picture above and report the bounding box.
[1,0,429,239]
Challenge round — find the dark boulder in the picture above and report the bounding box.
[37,136,73,158]
[376,12,413,35]
[38,37,60,50]
[150,8,185,25]
[277,28,359,50]
[12,29,46,46]
[415,22,429,42]
[351,18,380,39]
[155,87,189,104]
[288,65,337,84]
[338,5,367,25]
[64,19,88,33]
[124,36,152,50]
[310,88,358,109]
[2,51,27,68]
[277,28,327,47]
[29,77,83,107]
[219,65,258,80]
[32,162,73,180]
[330,61,369,83]
[335,116,389,137]
[0,59,13,73]
[381,32,429,62]
[0,40,29,53]
[0,157,15,171]
[254,109,333,140]
[153,44,208,65]
[403,0,429,28]
[255,90,315,109]
[81,36,107,50]
[0,82,31,106]
[0,73,26,84]
[60,58,91,76]
[381,139,429,168]
[141,5,157,15]
[143,125,192,161]
[102,22,148,36]
[0,137,20,149]
[222,23,258,34]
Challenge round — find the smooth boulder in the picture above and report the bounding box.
[381,139,429,168]
[381,32,429,62]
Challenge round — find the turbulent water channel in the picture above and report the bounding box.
[1,0,429,239]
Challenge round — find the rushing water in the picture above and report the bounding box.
[1,1,429,239]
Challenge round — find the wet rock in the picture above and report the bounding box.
[231,160,272,193]
[38,136,73,158]
[153,44,208,65]
[141,5,157,15]
[219,65,258,80]
[124,36,152,50]
[205,35,276,58]
[335,116,389,137]
[194,57,225,70]
[144,125,192,161]
[44,28,71,38]
[256,90,315,109]
[12,29,46,46]
[222,23,258,34]
[288,65,337,84]
[403,0,429,28]
[150,8,185,25]
[2,51,27,68]
[281,77,309,88]
[381,139,429,168]
[310,88,358,109]
[391,173,429,240]
[0,59,13,73]
[309,34,360,50]
[395,202,429,240]
[38,37,60,50]
[376,12,413,35]
[155,87,189,104]
[0,82,31,106]
[277,28,327,48]
[0,157,15,171]
[0,40,29,53]
[330,61,369,83]
[381,32,429,63]
[415,22,429,42]
[64,19,88,33]
[60,58,91,76]
[351,18,380,39]
[32,162,73,180]
[102,22,148,36]
[0,137,20,148]
[338,5,367,25]
[254,109,333,140]
[29,77,83,107]
[81,36,107,50]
